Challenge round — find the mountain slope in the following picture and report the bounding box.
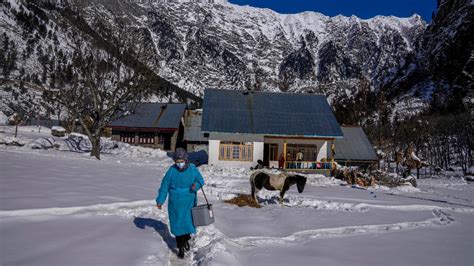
[86,0,425,98]
[2,0,471,125]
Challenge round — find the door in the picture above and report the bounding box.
[164,134,172,150]
[263,143,270,167]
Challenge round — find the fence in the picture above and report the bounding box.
[381,161,439,178]
[23,119,60,128]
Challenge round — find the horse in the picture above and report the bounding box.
[250,171,307,204]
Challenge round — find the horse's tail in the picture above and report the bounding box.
[250,172,257,201]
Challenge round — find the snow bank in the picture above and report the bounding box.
[0,135,27,146]
[0,112,7,125]
[305,174,345,186]
[53,134,169,160]
[108,142,168,159]
[466,166,474,176]
[0,126,170,161]
[26,137,59,149]
[372,183,421,193]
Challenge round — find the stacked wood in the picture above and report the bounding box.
[371,170,417,187]
[334,168,375,187]
[334,168,417,188]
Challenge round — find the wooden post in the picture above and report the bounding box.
[331,142,335,169]
[283,141,287,170]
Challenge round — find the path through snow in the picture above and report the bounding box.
[2,196,472,265]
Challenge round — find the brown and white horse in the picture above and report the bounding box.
[250,171,307,204]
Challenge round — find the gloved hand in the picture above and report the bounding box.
[156,204,162,210]
[191,183,196,191]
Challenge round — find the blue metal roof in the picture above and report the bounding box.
[335,127,378,161]
[201,89,343,137]
[183,110,208,142]
[110,103,186,129]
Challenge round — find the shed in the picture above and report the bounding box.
[334,126,378,167]
[183,109,209,152]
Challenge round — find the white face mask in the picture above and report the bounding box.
[176,162,186,169]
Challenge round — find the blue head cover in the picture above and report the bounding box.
[173,148,189,171]
[174,148,188,161]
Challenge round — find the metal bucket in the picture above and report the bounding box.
[192,204,214,227]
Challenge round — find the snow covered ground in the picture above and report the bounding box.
[1,126,473,266]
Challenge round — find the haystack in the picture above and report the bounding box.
[224,194,261,208]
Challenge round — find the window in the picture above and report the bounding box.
[138,132,155,144]
[120,132,135,143]
[219,141,253,161]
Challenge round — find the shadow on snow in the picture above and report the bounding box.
[133,217,177,254]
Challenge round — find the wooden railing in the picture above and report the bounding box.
[285,161,334,170]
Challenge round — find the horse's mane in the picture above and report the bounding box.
[286,174,307,182]
[250,170,286,179]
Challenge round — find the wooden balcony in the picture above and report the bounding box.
[284,161,334,176]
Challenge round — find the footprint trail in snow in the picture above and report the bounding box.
[2,198,472,265]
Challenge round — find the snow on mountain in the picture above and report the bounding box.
[1,0,471,124]
[1,0,428,117]
[125,0,426,96]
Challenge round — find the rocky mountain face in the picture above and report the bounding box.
[421,0,473,113]
[0,0,472,125]
[79,0,426,100]
[386,0,473,115]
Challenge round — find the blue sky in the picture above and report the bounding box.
[227,0,437,22]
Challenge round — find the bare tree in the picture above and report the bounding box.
[278,71,294,92]
[44,26,154,159]
[9,106,34,138]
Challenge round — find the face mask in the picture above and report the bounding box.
[176,162,186,169]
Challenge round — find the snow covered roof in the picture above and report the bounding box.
[110,103,186,130]
[334,127,378,161]
[51,126,65,132]
[201,89,343,137]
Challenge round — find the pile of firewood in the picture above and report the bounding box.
[334,168,375,187]
[334,168,417,188]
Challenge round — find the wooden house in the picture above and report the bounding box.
[109,103,186,151]
[201,89,344,175]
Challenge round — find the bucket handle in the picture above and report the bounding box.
[196,180,211,209]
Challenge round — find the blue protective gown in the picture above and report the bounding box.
[156,163,204,236]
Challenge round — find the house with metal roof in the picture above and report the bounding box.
[109,103,186,151]
[334,126,378,167]
[183,109,209,152]
[201,89,343,174]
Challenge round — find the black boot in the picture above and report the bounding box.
[178,247,185,259]
[184,240,190,251]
